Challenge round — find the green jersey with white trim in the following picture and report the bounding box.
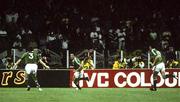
[21,51,40,64]
[72,57,81,69]
[150,48,163,65]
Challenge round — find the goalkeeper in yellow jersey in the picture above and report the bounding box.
[82,56,95,70]
[113,57,126,69]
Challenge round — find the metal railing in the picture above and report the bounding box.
[0,49,180,69]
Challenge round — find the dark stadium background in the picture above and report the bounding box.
[0,0,180,68]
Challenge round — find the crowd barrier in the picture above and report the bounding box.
[0,69,180,88]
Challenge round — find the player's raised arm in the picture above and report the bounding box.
[39,59,50,69]
[88,60,95,70]
[76,63,83,72]
[13,59,22,69]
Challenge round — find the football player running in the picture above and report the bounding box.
[70,54,94,90]
[14,47,49,91]
[149,46,178,91]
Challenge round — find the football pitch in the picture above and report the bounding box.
[0,88,180,102]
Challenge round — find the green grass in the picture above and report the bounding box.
[0,88,180,102]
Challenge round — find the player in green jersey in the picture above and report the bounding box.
[14,47,49,91]
[70,53,89,90]
[149,46,178,91]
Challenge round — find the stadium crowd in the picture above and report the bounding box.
[0,0,180,68]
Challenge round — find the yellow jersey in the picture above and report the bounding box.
[82,59,94,70]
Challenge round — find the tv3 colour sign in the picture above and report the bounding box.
[70,69,180,88]
[0,69,180,88]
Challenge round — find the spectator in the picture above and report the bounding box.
[12,38,22,50]
[5,10,19,23]
[90,28,99,49]
[115,28,126,50]
[0,26,7,37]
[21,27,33,47]
[149,29,158,47]
[60,37,69,67]
[166,47,176,68]
[112,56,127,69]
[5,57,14,69]
[46,31,57,49]
[41,49,51,68]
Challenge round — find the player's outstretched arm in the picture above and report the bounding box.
[76,64,83,72]
[89,60,95,70]
[39,59,50,69]
[13,59,22,69]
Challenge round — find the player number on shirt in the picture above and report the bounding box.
[28,53,34,59]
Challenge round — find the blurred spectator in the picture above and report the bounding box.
[62,37,69,50]
[41,49,51,67]
[61,37,69,66]
[161,31,172,50]
[21,27,33,47]
[0,26,7,37]
[21,27,32,35]
[115,28,126,50]
[0,0,180,68]
[5,57,14,69]
[0,24,8,51]
[166,47,177,68]
[12,38,22,50]
[47,31,56,42]
[132,57,145,69]
[90,28,99,49]
[5,10,19,23]
[149,29,158,47]
[46,31,57,49]
[108,29,117,50]
[97,33,105,51]
[1,56,14,69]
[39,36,47,50]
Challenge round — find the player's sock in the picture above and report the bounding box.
[172,74,178,79]
[164,74,178,79]
[74,78,81,90]
[26,77,31,91]
[84,77,89,81]
[153,80,157,91]
[76,84,81,90]
[35,80,40,88]
[27,85,31,91]
[34,81,43,91]
[165,74,174,79]
[149,87,154,91]
[74,78,79,84]
[35,80,39,86]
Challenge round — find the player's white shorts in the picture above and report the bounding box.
[25,64,38,74]
[154,62,165,72]
[74,70,84,78]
